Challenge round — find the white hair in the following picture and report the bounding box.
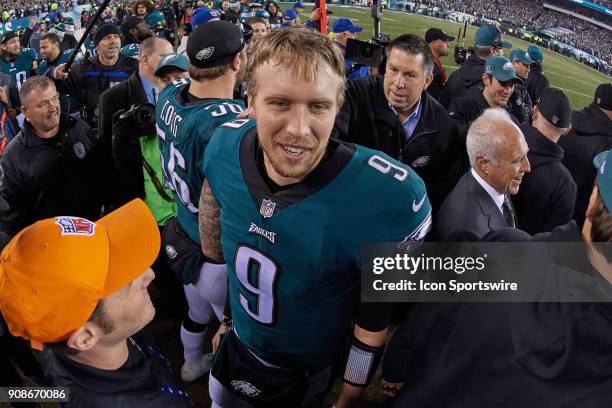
[466,108,518,166]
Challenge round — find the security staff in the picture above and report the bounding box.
[50,23,139,133]
[333,34,462,213]
[425,28,454,102]
[508,49,533,124]
[526,45,549,104]
[560,83,612,227]
[449,56,520,138]
[0,77,109,236]
[513,88,575,234]
[441,25,511,108]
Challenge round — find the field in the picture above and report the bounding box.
[318,5,611,109]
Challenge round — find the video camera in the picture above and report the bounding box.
[345,34,390,71]
[119,103,156,135]
[454,20,469,65]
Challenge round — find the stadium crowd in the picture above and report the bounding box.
[0,0,610,407]
[424,0,612,63]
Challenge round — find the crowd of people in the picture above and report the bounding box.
[423,0,612,63]
[0,1,610,407]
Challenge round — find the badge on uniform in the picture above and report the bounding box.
[260,198,276,218]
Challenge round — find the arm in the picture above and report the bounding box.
[331,80,361,143]
[198,178,224,263]
[336,324,389,407]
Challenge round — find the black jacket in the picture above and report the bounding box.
[49,54,139,131]
[332,75,464,212]
[98,70,149,204]
[427,59,446,102]
[448,88,519,139]
[0,114,108,235]
[526,64,549,104]
[436,170,514,241]
[512,124,576,234]
[508,81,533,124]
[41,333,191,408]
[559,103,612,227]
[440,54,485,108]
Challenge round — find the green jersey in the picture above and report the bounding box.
[156,79,245,243]
[204,120,432,371]
[0,47,37,90]
[121,43,140,60]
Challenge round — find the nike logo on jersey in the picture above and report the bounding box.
[412,194,426,212]
[248,222,277,244]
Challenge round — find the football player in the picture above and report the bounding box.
[200,29,432,407]
[155,21,246,382]
[0,31,37,90]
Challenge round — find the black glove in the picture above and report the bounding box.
[112,109,137,144]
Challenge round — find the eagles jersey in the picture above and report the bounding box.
[203,120,432,371]
[156,80,245,244]
[38,49,80,114]
[121,43,140,60]
[0,47,37,90]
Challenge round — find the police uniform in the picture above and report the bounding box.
[205,120,431,405]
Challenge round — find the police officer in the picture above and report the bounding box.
[50,23,139,133]
[560,83,612,227]
[449,56,520,138]
[425,28,455,102]
[0,76,109,236]
[508,49,533,124]
[526,45,549,104]
[441,25,511,108]
[512,88,575,234]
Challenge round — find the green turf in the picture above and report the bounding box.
[318,5,611,109]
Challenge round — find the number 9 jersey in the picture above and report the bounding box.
[156,80,245,244]
[203,120,432,372]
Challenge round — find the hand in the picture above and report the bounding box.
[112,109,137,142]
[378,378,403,398]
[212,323,230,353]
[53,63,69,80]
[309,8,321,22]
[0,86,8,105]
[237,106,254,119]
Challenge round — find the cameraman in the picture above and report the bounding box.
[332,18,370,80]
[98,37,184,319]
[98,37,174,220]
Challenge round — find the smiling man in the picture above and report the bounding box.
[0,76,108,236]
[199,29,432,408]
[436,108,530,241]
[449,55,521,138]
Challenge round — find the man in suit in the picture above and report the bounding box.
[436,108,530,240]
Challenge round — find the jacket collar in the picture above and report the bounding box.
[21,113,75,147]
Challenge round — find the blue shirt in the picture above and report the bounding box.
[391,98,422,141]
[139,72,156,104]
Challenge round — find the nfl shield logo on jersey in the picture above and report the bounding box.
[260,198,276,218]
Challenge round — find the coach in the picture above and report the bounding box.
[332,34,462,213]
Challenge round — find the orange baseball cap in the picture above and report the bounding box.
[0,199,160,348]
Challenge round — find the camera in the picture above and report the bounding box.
[119,103,156,134]
[345,38,385,68]
[454,45,467,65]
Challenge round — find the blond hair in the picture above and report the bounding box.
[246,28,346,105]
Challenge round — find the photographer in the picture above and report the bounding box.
[98,37,184,320]
[332,18,370,80]
[98,37,175,222]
